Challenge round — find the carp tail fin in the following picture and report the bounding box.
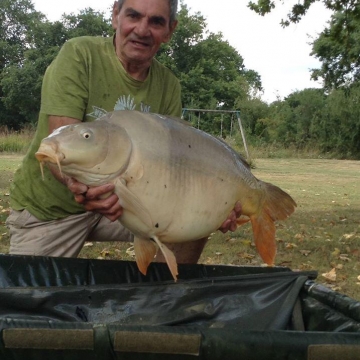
[250,181,297,265]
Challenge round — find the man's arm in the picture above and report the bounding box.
[47,116,123,222]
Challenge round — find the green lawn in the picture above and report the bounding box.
[1,155,359,300]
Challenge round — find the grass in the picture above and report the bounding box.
[0,127,33,153]
[1,154,359,300]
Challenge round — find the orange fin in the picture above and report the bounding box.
[262,181,297,221]
[152,236,178,282]
[250,212,276,265]
[250,181,297,265]
[236,216,250,226]
[134,237,158,276]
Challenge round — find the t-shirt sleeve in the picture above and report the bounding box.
[40,39,89,120]
[165,80,182,117]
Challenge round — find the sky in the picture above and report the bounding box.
[31,0,332,103]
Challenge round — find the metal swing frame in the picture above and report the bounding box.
[181,108,250,161]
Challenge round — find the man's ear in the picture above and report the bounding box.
[164,20,178,43]
[112,1,120,29]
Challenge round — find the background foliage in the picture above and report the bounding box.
[1,0,360,158]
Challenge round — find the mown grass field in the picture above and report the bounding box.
[0,154,359,300]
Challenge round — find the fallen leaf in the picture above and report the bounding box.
[339,254,351,262]
[240,239,252,247]
[351,249,360,258]
[322,268,336,282]
[100,249,110,257]
[331,248,341,257]
[241,253,255,260]
[84,242,93,247]
[299,250,311,256]
[285,243,298,249]
[279,261,292,267]
[126,246,135,257]
[327,284,342,292]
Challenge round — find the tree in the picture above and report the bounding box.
[311,9,360,89]
[0,2,112,129]
[157,3,262,125]
[0,0,45,127]
[248,0,360,89]
[61,8,113,38]
[248,0,358,27]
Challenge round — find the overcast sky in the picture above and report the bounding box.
[31,0,332,103]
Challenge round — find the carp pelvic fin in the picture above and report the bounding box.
[134,237,158,276]
[152,236,179,282]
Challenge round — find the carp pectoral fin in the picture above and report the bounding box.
[114,178,153,229]
[152,236,179,282]
[250,211,276,266]
[134,237,158,276]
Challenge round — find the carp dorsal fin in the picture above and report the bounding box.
[151,236,178,281]
[114,178,153,230]
[134,237,158,276]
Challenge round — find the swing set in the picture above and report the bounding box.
[181,108,250,161]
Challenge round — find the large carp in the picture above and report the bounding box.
[35,110,296,280]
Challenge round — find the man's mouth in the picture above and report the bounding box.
[129,37,151,48]
[131,40,149,47]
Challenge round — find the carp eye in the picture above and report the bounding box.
[80,129,92,139]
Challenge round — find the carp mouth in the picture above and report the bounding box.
[35,149,65,180]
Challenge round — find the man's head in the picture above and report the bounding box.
[115,0,178,24]
[112,0,178,72]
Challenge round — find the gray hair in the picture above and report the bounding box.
[115,0,178,24]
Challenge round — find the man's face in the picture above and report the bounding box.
[112,0,177,66]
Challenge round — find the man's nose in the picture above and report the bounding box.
[135,19,150,37]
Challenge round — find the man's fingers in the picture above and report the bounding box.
[234,202,242,217]
[83,193,118,211]
[85,184,115,199]
[65,177,88,195]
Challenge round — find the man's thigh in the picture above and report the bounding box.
[7,210,96,257]
[87,215,133,243]
[7,210,133,257]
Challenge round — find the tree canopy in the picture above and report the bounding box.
[1,0,360,158]
[0,1,261,130]
[248,0,360,89]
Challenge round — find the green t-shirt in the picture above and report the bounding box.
[10,36,182,221]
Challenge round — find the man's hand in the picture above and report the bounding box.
[65,177,123,222]
[219,202,242,233]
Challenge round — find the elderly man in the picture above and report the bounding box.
[7,0,240,264]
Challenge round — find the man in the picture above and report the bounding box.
[7,0,240,264]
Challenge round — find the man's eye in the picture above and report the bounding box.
[126,12,137,19]
[151,18,166,27]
